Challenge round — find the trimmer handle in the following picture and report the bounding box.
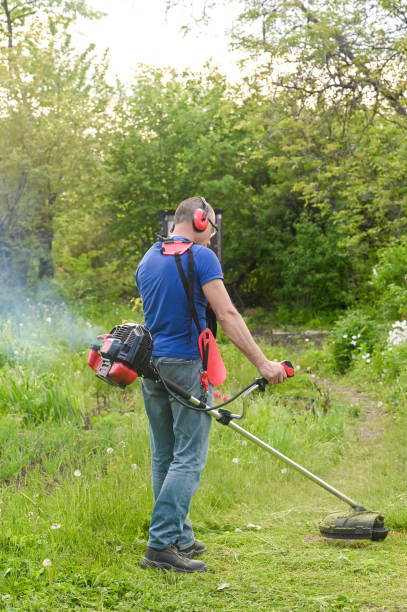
[281,360,295,377]
[257,360,295,390]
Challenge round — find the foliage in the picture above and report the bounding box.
[330,308,385,374]
[106,66,254,296]
[0,8,111,289]
[231,0,407,120]
[2,0,407,315]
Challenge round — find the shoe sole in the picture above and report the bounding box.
[141,558,207,573]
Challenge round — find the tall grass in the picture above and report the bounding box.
[1,300,407,609]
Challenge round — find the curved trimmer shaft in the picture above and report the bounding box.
[160,375,361,509]
[209,408,362,509]
[156,373,388,540]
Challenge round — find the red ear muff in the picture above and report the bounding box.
[193,198,210,232]
[193,208,208,232]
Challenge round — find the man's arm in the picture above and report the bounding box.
[202,278,286,385]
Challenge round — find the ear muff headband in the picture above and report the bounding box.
[193,197,209,232]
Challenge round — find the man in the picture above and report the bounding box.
[135,196,286,573]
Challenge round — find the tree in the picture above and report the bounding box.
[107,66,254,296]
[0,17,112,288]
[1,0,100,48]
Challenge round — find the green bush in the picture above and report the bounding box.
[368,237,407,321]
[278,213,352,311]
[330,308,385,373]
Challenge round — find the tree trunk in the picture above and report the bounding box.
[2,0,13,48]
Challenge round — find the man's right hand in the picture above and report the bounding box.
[257,360,287,385]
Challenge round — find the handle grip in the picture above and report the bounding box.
[281,360,295,377]
[257,360,295,389]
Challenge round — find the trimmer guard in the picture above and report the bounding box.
[319,509,388,540]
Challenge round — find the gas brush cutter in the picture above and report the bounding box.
[87,323,388,541]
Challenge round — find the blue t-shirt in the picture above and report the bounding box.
[135,237,223,359]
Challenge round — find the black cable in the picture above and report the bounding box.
[149,363,261,414]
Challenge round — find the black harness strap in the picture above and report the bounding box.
[174,250,202,336]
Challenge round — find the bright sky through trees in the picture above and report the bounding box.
[74,0,243,83]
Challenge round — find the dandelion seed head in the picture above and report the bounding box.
[42,558,52,567]
[106,447,114,454]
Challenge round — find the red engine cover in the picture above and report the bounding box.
[108,362,138,386]
[88,348,102,371]
[88,345,138,387]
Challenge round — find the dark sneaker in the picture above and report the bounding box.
[141,545,207,573]
[178,540,208,558]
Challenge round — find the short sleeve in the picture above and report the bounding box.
[194,246,223,286]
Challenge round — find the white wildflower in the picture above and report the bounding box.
[387,320,407,347]
[50,523,62,530]
[106,447,114,454]
[342,334,348,338]
[46,317,52,323]
[28,511,34,518]
[131,464,138,470]
[42,558,52,567]
[281,468,288,474]
[118,441,126,447]
[74,470,81,477]
[232,457,239,464]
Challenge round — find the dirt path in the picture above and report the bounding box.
[310,375,389,441]
[254,329,328,347]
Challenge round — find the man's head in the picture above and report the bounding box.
[173,197,217,246]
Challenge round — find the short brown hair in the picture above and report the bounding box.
[174,197,214,224]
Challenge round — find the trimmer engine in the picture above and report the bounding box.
[87,323,155,388]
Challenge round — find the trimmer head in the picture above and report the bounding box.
[319,507,388,541]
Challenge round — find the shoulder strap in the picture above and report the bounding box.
[161,240,193,256]
[174,249,202,335]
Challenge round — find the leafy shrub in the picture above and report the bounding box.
[278,213,352,311]
[330,308,384,373]
[369,237,407,321]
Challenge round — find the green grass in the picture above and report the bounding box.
[1,302,407,610]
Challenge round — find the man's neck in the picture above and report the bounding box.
[171,223,195,241]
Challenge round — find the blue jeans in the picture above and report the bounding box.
[141,357,212,550]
